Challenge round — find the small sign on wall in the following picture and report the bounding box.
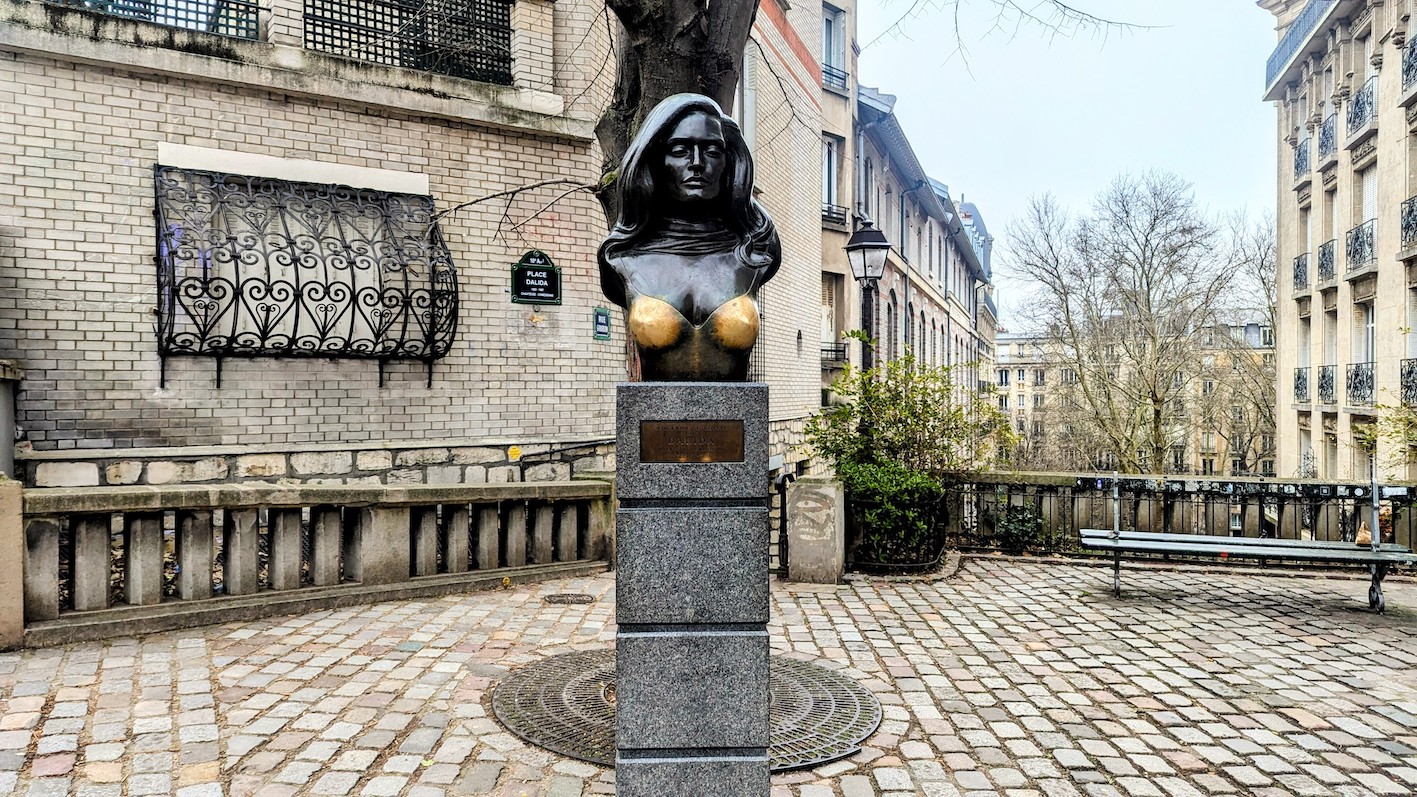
[593,307,611,340]
[511,250,561,305]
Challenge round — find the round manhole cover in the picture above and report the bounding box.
[491,649,881,771]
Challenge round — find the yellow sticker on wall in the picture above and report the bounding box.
[508,445,522,462]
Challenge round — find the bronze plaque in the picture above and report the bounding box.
[640,420,745,463]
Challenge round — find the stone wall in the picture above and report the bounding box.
[22,437,614,489]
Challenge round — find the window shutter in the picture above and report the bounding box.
[1362,167,1377,223]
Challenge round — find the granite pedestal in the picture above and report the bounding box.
[615,382,771,797]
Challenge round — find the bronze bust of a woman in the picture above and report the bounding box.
[599,94,781,381]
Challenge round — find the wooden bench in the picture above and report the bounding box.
[1079,528,1417,613]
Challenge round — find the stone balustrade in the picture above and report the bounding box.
[4,480,612,649]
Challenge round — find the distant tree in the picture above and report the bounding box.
[1006,171,1240,474]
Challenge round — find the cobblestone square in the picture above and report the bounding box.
[3,559,1417,796]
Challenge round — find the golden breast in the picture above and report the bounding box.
[627,294,759,353]
[708,295,759,351]
[628,296,686,350]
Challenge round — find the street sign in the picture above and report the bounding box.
[511,250,561,305]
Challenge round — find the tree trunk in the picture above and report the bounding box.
[594,0,761,226]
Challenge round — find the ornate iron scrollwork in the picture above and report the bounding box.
[1293,253,1309,291]
[1346,361,1374,407]
[1402,197,1417,251]
[1405,39,1417,92]
[1346,219,1375,271]
[1294,366,1310,403]
[1403,358,1417,407]
[1317,239,1336,281]
[1318,114,1336,160]
[154,165,458,386]
[1348,76,1377,136]
[1318,364,1337,404]
[1293,138,1310,180]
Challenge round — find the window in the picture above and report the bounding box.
[305,0,515,84]
[1032,394,1044,408]
[1031,421,1044,438]
[1170,446,1184,471]
[998,369,1010,387]
[1061,368,1078,385]
[1203,458,1215,475]
[822,4,847,89]
[1202,380,1214,396]
[85,0,259,39]
[999,395,1009,411]
[821,136,841,208]
[154,165,458,384]
[1016,368,1025,382]
[1231,458,1244,476]
[1032,368,1045,386]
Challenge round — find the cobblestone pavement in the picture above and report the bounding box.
[4,559,1417,796]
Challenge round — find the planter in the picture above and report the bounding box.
[845,492,946,574]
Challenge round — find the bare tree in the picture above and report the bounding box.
[1006,171,1238,474]
[1205,215,1277,475]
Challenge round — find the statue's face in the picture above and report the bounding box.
[659,111,727,205]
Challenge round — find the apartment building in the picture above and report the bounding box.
[819,84,997,396]
[0,0,825,485]
[1263,0,1417,479]
[997,324,1275,475]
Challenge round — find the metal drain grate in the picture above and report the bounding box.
[544,594,597,605]
[490,649,881,771]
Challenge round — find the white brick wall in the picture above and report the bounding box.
[0,0,828,480]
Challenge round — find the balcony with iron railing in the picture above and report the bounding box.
[821,203,848,226]
[1293,253,1309,294]
[1317,239,1336,283]
[1347,76,1378,146]
[1346,219,1375,274]
[1293,138,1311,186]
[1347,361,1374,407]
[1294,366,1311,403]
[1317,113,1337,168]
[1403,38,1417,107]
[1318,364,1337,404]
[822,342,849,368]
[1403,197,1417,254]
[53,0,261,39]
[822,64,849,92]
[1266,0,1337,93]
[1404,358,1417,406]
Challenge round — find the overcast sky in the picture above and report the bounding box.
[854,0,1280,330]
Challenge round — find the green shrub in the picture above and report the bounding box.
[808,348,1015,567]
[991,502,1044,554]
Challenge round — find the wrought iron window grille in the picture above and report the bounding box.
[1318,364,1337,404]
[1294,366,1310,403]
[1346,219,1376,271]
[154,165,459,388]
[1293,138,1310,179]
[304,0,513,85]
[1318,114,1336,160]
[1403,197,1417,251]
[1317,239,1336,281]
[1293,253,1309,291]
[50,0,260,39]
[1348,76,1377,136]
[822,63,849,91]
[1403,358,1417,406]
[1347,361,1375,407]
[1405,39,1417,91]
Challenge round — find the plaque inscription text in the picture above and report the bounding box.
[640,420,745,463]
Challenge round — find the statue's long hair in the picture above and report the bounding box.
[598,94,781,307]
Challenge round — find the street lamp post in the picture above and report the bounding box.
[844,219,891,370]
